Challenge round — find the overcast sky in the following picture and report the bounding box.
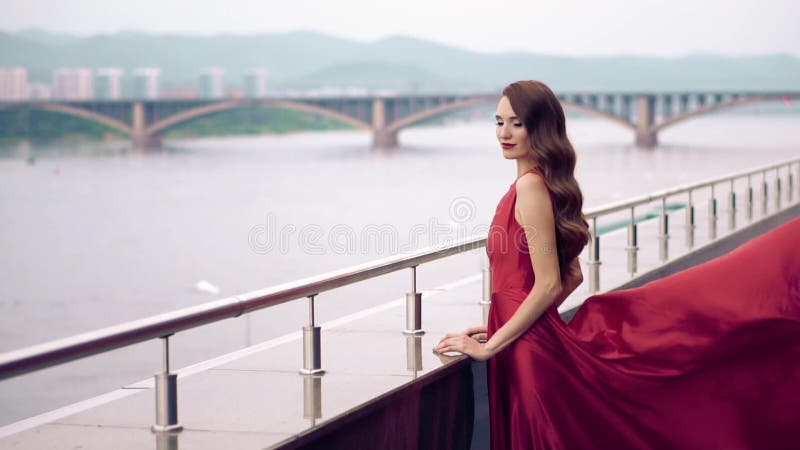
[1,0,799,57]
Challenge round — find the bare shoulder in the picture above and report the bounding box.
[515,172,550,200]
[514,172,553,223]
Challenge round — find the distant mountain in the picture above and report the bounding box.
[286,61,481,92]
[14,28,85,47]
[1,29,798,92]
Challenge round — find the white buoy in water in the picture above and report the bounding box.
[194,280,220,296]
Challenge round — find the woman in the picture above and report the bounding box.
[435,80,800,449]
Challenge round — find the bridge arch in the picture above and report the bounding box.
[653,94,796,132]
[385,96,637,133]
[385,96,496,132]
[146,99,372,136]
[0,102,133,135]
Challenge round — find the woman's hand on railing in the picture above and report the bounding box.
[434,331,494,361]
[433,324,494,360]
[463,325,487,342]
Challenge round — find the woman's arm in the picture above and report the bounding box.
[483,173,563,355]
[435,173,564,359]
[462,256,583,343]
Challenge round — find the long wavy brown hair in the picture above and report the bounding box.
[502,80,590,279]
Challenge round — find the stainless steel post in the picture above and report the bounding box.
[685,190,695,249]
[403,266,424,335]
[481,302,490,327]
[658,198,669,262]
[745,175,753,221]
[727,182,736,231]
[588,218,601,293]
[708,184,717,240]
[300,294,324,375]
[152,335,182,433]
[796,162,800,200]
[626,208,638,276]
[479,265,491,306]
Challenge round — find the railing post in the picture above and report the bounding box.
[152,335,182,433]
[708,184,717,240]
[300,294,324,375]
[588,218,601,293]
[403,266,424,335]
[727,179,736,231]
[775,168,782,211]
[796,162,800,201]
[479,262,491,326]
[685,190,695,248]
[761,173,768,216]
[745,175,753,222]
[626,208,638,276]
[479,264,491,306]
[658,198,669,262]
[788,164,794,203]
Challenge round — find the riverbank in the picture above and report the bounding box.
[0,106,354,143]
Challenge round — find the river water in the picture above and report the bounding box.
[1,111,799,425]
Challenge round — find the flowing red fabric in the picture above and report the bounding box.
[486,169,800,450]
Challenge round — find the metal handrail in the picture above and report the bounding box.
[583,156,798,219]
[1,156,798,431]
[1,158,798,376]
[582,156,799,292]
[0,235,485,380]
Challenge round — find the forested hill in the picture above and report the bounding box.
[2,29,799,92]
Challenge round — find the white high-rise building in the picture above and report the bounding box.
[199,67,225,99]
[243,69,268,98]
[95,68,123,99]
[52,68,94,100]
[0,67,29,100]
[133,68,160,99]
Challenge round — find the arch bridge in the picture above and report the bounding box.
[1,91,797,149]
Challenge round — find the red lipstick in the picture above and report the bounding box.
[501,143,515,150]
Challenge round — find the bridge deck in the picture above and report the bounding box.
[1,188,796,449]
[4,92,797,149]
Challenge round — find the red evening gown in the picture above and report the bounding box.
[485,168,800,449]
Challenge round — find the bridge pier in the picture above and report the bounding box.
[635,95,658,149]
[371,98,399,149]
[131,101,162,149]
